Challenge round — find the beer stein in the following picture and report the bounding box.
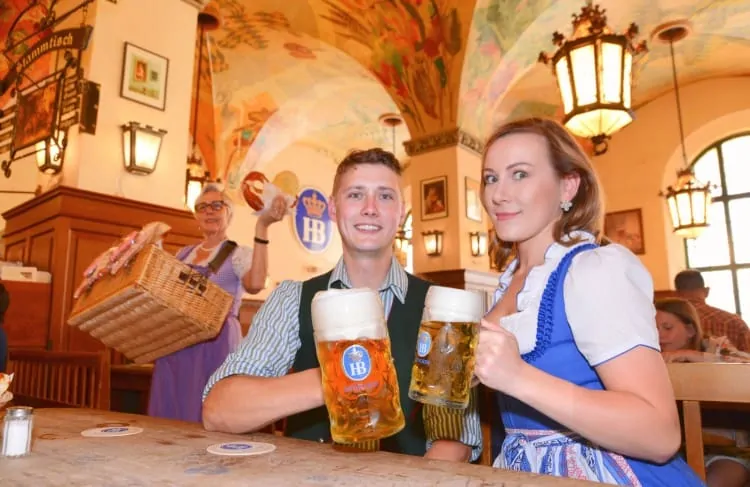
[311,288,405,444]
[408,286,484,409]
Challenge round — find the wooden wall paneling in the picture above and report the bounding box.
[28,229,55,272]
[2,281,52,349]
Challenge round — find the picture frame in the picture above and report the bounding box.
[12,77,62,152]
[604,208,645,255]
[465,176,482,222]
[420,175,448,221]
[120,42,169,110]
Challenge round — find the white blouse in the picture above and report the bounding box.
[494,232,659,367]
[182,241,254,279]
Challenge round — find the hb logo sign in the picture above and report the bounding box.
[294,187,332,253]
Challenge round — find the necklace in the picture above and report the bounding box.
[199,240,224,251]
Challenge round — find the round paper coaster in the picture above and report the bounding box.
[206,441,276,456]
[81,426,144,438]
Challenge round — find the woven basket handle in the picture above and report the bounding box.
[178,270,208,296]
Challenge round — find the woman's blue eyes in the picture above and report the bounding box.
[483,171,528,184]
[512,170,528,180]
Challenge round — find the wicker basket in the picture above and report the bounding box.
[68,244,233,364]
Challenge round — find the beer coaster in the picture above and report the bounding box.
[206,441,276,456]
[81,426,144,437]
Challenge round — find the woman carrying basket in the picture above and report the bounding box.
[148,183,286,423]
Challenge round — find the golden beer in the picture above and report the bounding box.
[311,288,406,444]
[408,286,483,409]
[408,321,478,408]
[316,337,405,444]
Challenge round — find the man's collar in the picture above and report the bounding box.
[328,256,408,303]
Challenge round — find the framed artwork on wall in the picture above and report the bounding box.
[420,175,448,221]
[465,177,483,222]
[120,42,169,110]
[604,208,645,255]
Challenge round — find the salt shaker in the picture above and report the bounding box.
[2,406,34,457]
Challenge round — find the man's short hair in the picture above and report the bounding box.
[332,148,402,196]
[674,269,706,291]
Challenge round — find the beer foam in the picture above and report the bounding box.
[424,286,484,323]
[311,288,387,341]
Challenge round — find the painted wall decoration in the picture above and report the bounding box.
[459,0,750,142]
[294,187,333,253]
[0,1,56,109]
[320,0,473,137]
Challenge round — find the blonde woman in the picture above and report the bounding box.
[474,118,703,485]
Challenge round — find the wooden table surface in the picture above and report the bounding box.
[0,408,598,486]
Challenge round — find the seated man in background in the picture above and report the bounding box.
[674,270,750,351]
[202,148,481,462]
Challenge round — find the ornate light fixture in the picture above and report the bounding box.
[35,131,66,175]
[656,22,711,239]
[121,121,167,175]
[539,3,648,155]
[422,230,443,257]
[379,113,403,156]
[394,229,410,252]
[469,231,488,257]
[185,4,221,209]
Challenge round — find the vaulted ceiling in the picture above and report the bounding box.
[3,0,750,200]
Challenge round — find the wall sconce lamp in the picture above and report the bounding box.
[469,231,488,257]
[185,156,210,211]
[35,131,67,175]
[422,230,443,257]
[394,229,411,253]
[121,121,167,175]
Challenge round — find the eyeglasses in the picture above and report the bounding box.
[195,201,227,213]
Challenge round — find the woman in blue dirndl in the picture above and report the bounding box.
[474,117,704,486]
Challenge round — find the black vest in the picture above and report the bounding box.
[286,270,431,456]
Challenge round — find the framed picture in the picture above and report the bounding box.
[420,175,448,221]
[604,208,645,255]
[120,42,169,110]
[465,177,482,222]
[13,77,61,151]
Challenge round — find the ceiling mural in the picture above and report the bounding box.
[315,0,476,137]
[459,0,750,142]
[0,1,55,110]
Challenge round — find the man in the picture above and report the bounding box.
[674,269,749,351]
[203,148,481,462]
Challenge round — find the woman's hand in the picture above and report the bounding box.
[661,349,712,363]
[474,319,527,394]
[257,195,287,228]
[0,391,12,409]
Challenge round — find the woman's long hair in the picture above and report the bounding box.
[654,298,703,351]
[481,118,604,271]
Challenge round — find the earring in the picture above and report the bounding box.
[561,200,573,212]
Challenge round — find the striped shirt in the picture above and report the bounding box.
[203,256,482,460]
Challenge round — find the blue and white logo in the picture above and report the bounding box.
[220,443,252,450]
[341,344,371,381]
[102,427,127,433]
[294,187,333,254]
[416,331,432,358]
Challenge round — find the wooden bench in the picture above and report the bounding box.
[6,349,110,410]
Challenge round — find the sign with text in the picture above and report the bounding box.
[293,187,333,254]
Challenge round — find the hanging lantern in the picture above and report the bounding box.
[655,22,711,239]
[121,121,167,175]
[661,168,711,239]
[186,156,209,212]
[539,3,648,155]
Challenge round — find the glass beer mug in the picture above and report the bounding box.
[311,288,405,444]
[408,285,484,409]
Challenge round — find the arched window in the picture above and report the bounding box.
[686,133,750,316]
[403,210,413,273]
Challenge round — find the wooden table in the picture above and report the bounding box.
[0,408,597,486]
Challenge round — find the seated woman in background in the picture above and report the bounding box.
[656,297,750,487]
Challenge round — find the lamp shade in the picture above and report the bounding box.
[540,4,647,154]
[662,169,711,239]
[422,230,443,257]
[122,121,167,175]
[469,231,488,257]
[34,131,66,175]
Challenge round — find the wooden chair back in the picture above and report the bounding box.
[6,349,110,410]
[668,362,750,479]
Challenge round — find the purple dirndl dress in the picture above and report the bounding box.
[147,244,243,422]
